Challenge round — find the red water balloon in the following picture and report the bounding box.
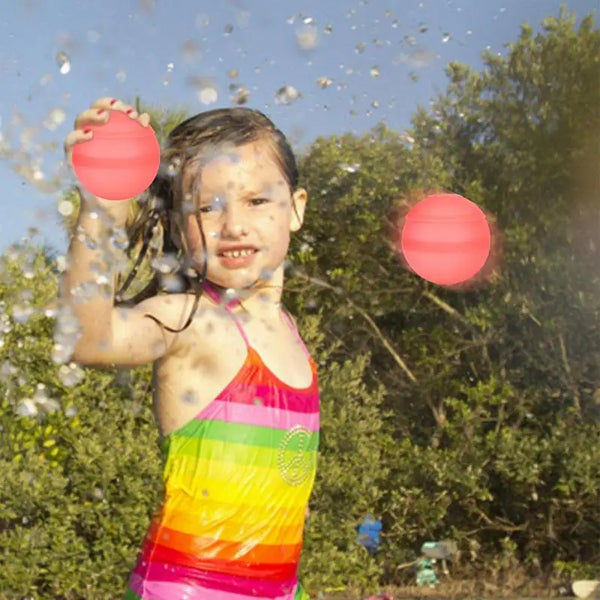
[72,110,160,201]
[400,193,491,286]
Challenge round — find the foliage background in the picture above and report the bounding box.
[0,9,599,599]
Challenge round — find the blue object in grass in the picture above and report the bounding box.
[356,515,382,555]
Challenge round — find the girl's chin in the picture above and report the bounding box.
[202,268,260,290]
[193,257,283,290]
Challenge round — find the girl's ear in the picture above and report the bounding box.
[290,188,308,232]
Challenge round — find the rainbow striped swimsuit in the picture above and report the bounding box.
[124,283,319,600]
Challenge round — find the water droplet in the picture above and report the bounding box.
[160,272,186,293]
[65,405,78,418]
[110,228,129,251]
[12,305,34,324]
[323,24,333,34]
[224,23,233,35]
[151,254,180,274]
[418,23,428,34]
[442,32,452,43]
[58,363,85,387]
[296,25,318,50]
[224,288,239,303]
[43,108,66,131]
[370,66,380,77]
[355,42,366,54]
[16,399,38,418]
[228,68,239,79]
[199,87,218,105]
[400,133,415,145]
[167,157,182,177]
[181,390,199,405]
[339,163,360,173]
[231,85,250,105]
[316,76,332,89]
[38,396,60,414]
[275,85,300,105]
[56,52,71,75]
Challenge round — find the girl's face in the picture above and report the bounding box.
[182,140,307,290]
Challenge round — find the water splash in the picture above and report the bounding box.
[275,85,300,105]
[56,51,71,75]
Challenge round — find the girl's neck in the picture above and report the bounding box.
[203,272,285,317]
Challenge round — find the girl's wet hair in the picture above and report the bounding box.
[113,107,299,333]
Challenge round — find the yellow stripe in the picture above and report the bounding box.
[160,498,305,544]
[165,454,316,503]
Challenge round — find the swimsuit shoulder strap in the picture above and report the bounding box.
[201,280,251,347]
[280,309,312,361]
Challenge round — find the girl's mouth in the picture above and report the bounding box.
[217,248,259,268]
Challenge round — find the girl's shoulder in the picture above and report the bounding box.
[149,291,221,331]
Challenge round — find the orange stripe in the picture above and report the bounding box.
[158,494,305,542]
[161,510,304,545]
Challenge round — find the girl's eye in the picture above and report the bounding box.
[198,198,225,214]
[250,197,269,206]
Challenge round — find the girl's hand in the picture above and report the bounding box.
[63,97,151,170]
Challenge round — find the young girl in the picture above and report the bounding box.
[62,98,319,600]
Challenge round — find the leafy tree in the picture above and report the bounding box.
[289,6,600,579]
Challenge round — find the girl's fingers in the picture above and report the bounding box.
[91,97,124,111]
[64,128,94,166]
[138,112,151,127]
[75,99,151,128]
[74,107,110,130]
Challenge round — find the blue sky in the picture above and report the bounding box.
[0,0,596,257]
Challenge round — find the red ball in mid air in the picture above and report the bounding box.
[72,110,160,201]
[400,193,491,286]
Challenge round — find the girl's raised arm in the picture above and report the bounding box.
[59,98,184,368]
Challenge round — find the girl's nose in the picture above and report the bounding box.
[221,203,247,237]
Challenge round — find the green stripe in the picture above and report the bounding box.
[164,420,319,452]
[167,436,319,468]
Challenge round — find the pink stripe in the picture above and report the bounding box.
[223,383,319,414]
[195,400,319,431]
[130,566,298,599]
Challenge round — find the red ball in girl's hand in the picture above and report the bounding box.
[399,193,491,286]
[72,110,160,201]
